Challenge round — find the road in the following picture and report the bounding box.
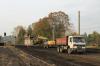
[16,45,100,66]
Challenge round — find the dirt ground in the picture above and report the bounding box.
[0,46,54,66]
[0,47,25,66]
[16,45,100,66]
[1,45,100,66]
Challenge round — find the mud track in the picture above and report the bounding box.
[16,45,100,66]
[0,46,54,66]
[0,47,26,66]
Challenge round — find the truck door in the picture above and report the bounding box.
[68,37,73,48]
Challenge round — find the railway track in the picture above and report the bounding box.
[16,45,100,66]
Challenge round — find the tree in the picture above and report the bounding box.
[87,31,100,46]
[27,25,33,36]
[92,31,100,46]
[49,11,71,37]
[14,26,26,44]
[33,11,72,40]
[83,32,88,43]
[34,17,52,39]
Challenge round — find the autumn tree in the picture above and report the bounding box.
[34,17,52,39]
[14,26,26,44]
[48,11,71,38]
[33,11,72,40]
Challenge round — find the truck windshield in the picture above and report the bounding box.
[73,37,85,43]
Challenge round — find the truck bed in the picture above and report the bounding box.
[56,37,68,45]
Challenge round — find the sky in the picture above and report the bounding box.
[0,0,100,35]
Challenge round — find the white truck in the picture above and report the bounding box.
[56,35,86,54]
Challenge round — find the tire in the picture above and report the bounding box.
[59,48,63,52]
[46,45,49,48]
[43,46,46,48]
[57,47,60,52]
[68,48,72,54]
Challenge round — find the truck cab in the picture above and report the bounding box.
[68,36,86,53]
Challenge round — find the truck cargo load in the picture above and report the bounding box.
[56,37,68,45]
[48,41,55,46]
[43,40,55,48]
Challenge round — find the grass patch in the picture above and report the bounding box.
[86,45,98,48]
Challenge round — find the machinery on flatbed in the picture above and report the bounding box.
[56,35,86,54]
[43,40,55,48]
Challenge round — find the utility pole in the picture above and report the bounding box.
[52,22,55,41]
[49,13,56,41]
[78,11,80,35]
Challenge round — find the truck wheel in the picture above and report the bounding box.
[57,47,60,52]
[68,48,72,54]
[44,45,48,48]
[43,45,46,48]
[59,48,63,52]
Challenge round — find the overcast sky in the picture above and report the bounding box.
[0,0,100,35]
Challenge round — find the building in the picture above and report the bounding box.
[24,34,33,46]
[0,36,16,46]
